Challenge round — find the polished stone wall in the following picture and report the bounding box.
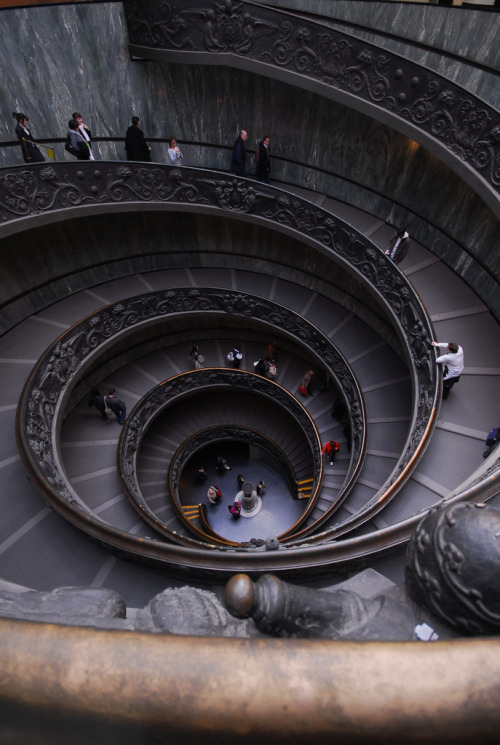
[0,2,498,313]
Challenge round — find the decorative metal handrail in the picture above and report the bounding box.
[17,285,369,569]
[123,0,500,211]
[12,163,440,570]
[2,615,500,744]
[168,424,301,534]
[119,374,317,542]
[0,161,436,406]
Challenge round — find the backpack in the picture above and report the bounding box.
[65,135,80,158]
[65,133,90,160]
[486,427,498,445]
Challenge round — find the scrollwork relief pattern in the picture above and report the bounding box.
[10,164,438,542]
[124,0,500,192]
[20,287,365,534]
[0,161,434,402]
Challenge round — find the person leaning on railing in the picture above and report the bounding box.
[431,340,464,399]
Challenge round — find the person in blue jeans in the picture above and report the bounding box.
[105,388,127,424]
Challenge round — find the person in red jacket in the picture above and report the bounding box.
[322,440,339,465]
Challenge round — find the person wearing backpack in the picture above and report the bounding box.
[104,388,127,424]
[483,427,500,458]
[65,118,91,160]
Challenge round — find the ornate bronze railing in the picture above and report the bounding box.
[17,285,372,571]
[120,384,316,542]
[0,161,435,403]
[12,164,441,571]
[1,615,499,744]
[123,0,500,215]
[167,423,302,536]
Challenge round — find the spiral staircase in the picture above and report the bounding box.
[2,178,497,605]
[0,1,499,743]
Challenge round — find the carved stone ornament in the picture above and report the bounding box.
[17,278,436,562]
[124,0,500,195]
[21,287,365,523]
[405,502,500,635]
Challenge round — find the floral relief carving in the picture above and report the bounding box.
[406,503,500,634]
[125,1,195,50]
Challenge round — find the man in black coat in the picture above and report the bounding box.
[88,388,107,420]
[386,228,411,265]
[230,129,247,176]
[255,136,271,183]
[125,117,152,162]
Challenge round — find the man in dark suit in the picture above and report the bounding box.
[255,136,271,183]
[230,129,247,176]
[125,116,152,162]
[386,228,411,265]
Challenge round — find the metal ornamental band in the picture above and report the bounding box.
[0,162,436,401]
[18,287,366,531]
[120,394,316,542]
[124,0,500,198]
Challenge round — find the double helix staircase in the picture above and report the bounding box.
[1,185,499,606]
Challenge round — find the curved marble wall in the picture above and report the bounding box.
[0,1,498,316]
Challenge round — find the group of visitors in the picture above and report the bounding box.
[13,112,274,182]
[254,356,277,380]
[13,109,183,166]
[196,463,266,519]
[230,128,271,183]
[188,344,246,370]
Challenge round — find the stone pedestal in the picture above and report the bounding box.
[241,481,257,511]
[235,482,262,518]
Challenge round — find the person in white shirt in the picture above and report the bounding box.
[431,341,464,399]
[167,136,183,165]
